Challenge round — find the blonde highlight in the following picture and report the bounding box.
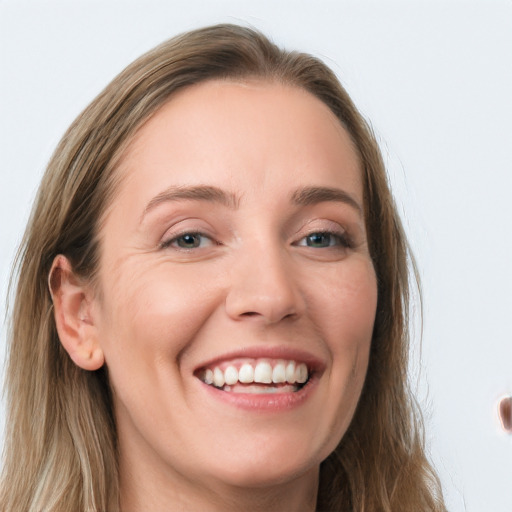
[2,24,445,511]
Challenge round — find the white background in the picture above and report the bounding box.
[1,1,511,510]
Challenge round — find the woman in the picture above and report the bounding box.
[1,24,446,511]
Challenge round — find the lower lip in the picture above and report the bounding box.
[199,376,319,411]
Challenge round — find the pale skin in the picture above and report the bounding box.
[50,81,378,511]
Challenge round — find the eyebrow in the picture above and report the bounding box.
[291,186,363,215]
[142,185,240,220]
[141,184,362,222]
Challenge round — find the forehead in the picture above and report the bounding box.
[113,79,362,208]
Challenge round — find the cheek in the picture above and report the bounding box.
[311,260,377,347]
[310,261,377,446]
[96,260,222,380]
[331,262,377,383]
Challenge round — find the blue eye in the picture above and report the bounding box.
[298,232,348,248]
[162,232,213,250]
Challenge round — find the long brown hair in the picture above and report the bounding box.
[1,24,446,511]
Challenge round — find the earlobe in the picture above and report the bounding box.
[49,255,104,371]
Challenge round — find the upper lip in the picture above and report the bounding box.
[194,345,326,373]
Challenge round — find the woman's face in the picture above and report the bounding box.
[92,80,377,491]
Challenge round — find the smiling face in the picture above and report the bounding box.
[91,80,378,504]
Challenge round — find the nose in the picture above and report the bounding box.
[225,243,306,324]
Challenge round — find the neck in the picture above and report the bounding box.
[118,451,319,512]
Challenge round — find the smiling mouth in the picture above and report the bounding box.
[197,359,310,394]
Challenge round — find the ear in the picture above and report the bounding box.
[49,255,104,371]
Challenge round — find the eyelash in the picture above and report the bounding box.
[160,229,352,251]
[294,230,352,249]
[160,231,216,250]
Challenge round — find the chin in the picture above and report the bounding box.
[195,434,333,490]
[207,457,318,490]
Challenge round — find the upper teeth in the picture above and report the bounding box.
[202,360,309,388]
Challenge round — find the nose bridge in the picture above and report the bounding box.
[225,235,304,323]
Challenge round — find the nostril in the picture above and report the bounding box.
[238,310,297,322]
[224,275,305,324]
